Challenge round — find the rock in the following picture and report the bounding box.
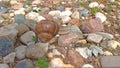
[14,8,25,15]
[36,15,46,22]
[15,45,27,59]
[87,33,103,43]
[71,25,83,35]
[11,1,23,9]
[40,7,50,14]
[79,8,89,17]
[24,19,37,30]
[58,25,71,35]
[48,45,56,50]
[20,31,36,45]
[107,40,120,49]
[48,10,61,16]
[60,10,72,17]
[16,24,29,36]
[14,59,34,68]
[56,6,64,11]
[71,11,80,19]
[14,14,25,24]
[48,58,74,68]
[32,0,41,5]
[82,64,94,68]
[0,16,4,24]
[0,64,9,68]
[52,49,61,56]
[90,45,103,56]
[61,16,71,24]
[89,2,99,8]
[77,39,87,44]
[100,56,120,68]
[0,37,14,57]
[99,4,105,9]
[0,7,8,13]
[65,50,84,67]
[58,32,79,46]
[25,12,39,21]
[81,18,104,33]
[3,52,15,63]
[95,12,107,23]
[76,47,92,59]
[103,51,113,56]
[0,23,18,42]
[95,32,114,40]
[69,18,80,27]
[26,42,48,59]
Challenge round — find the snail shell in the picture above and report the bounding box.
[35,20,59,42]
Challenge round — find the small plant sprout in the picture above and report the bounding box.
[90,7,100,15]
[32,35,37,41]
[35,56,49,68]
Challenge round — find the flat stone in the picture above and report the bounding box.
[20,31,36,45]
[58,32,79,46]
[0,23,18,43]
[81,18,104,33]
[15,45,27,59]
[79,8,89,17]
[3,52,15,63]
[87,33,103,43]
[0,64,9,68]
[0,7,8,13]
[16,24,29,36]
[95,32,114,40]
[14,14,25,24]
[26,42,48,59]
[0,37,14,57]
[100,56,120,68]
[14,59,34,68]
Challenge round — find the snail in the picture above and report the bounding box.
[35,20,59,42]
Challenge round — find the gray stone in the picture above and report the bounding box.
[14,59,34,68]
[0,23,18,43]
[0,7,8,13]
[0,64,9,68]
[0,37,14,57]
[95,32,114,40]
[20,31,36,45]
[100,56,120,68]
[79,8,89,17]
[16,24,29,36]
[56,6,64,11]
[90,45,103,56]
[24,19,37,30]
[3,52,15,63]
[15,45,27,59]
[14,14,25,24]
[87,33,103,43]
[26,42,48,59]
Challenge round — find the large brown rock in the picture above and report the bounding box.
[58,32,79,46]
[80,18,104,33]
[65,50,84,67]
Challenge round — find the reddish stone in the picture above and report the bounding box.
[69,18,81,27]
[58,32,79,46]
[65,50,84,67]
[80,18,104,33]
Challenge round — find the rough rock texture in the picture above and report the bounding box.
[26,42,48,59]
[65,50,84,67]
[81,18,104,33]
